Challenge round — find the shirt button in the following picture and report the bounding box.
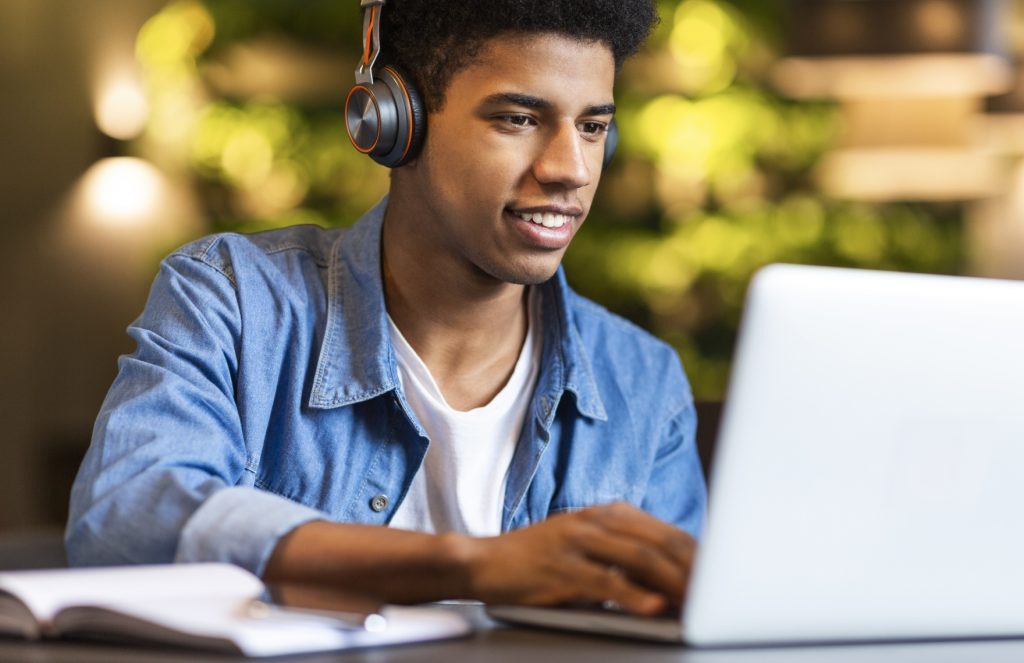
[370,494,389,512]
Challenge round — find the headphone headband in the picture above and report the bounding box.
[356,0,385,85]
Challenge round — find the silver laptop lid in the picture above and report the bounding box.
[686,264,1024,645]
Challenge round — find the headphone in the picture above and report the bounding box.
[344,0,618,170]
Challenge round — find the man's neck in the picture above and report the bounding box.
[381,195,530,411]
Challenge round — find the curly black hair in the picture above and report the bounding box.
[378,0,659,112]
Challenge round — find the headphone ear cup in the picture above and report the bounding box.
[350,66,424,168]
[383,66,426,167]
[603,119,619,170]
[345,81,391,158]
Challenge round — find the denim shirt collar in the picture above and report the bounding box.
[308,197,608,422]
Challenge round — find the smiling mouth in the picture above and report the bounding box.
[507,209,576,229]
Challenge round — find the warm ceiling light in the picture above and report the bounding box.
[61,156,204,281]
[94,78,150,140]
[79,157,164,228]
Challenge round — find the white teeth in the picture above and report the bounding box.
[514,211,569,228]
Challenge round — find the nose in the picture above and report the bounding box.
[531,121,593,190]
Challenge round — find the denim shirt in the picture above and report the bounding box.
[66,198,706,575]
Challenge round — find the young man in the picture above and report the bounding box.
[67,0,706,616]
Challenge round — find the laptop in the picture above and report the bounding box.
[488,264,1024,645]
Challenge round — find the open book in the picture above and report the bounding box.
[0,563,471,656]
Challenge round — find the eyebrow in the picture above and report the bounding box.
[479,92,616,116]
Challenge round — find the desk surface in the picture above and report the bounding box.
[3,604,1024,663]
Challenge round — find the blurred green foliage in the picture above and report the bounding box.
[135,0,965,399]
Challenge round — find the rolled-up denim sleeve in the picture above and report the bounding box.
[65,251,324,575]
[641,355,707,539]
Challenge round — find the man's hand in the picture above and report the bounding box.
[460,502,695,616]
[263,503,696,615]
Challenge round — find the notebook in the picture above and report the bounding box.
[0,563,471,656]
[489,264,1024,646]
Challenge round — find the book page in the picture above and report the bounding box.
[0,563,262,630]
[56,599,472,656]
[0,593,38,638]
[0,564,472,655]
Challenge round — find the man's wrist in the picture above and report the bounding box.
[436,531,486,601]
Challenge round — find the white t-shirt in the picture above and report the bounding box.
[387,290,542,536]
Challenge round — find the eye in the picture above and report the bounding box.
[496,114,537,129]
[579,121,609,139]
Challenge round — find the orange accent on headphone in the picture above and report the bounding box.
[344,85,381,153]
[362,5,378,67]
[382,66,414,162]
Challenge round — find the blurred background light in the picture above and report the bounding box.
[817,148,1005,202]
[94,77,150,140]
[773,54,1012,99]
[773,0,1013,203]
[63,154,203,281]
[203,37,350,103]
[784,0,1004,57]
[76,157,168,229]
[135,0,214,66]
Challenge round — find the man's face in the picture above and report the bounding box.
[400,33,616,286]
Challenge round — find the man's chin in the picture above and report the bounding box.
[486,260,562,287]
[514,273,558,287]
